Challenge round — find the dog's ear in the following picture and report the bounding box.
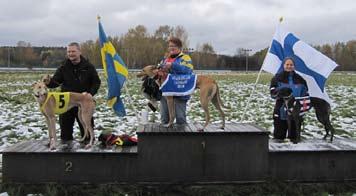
[42,74,51,84]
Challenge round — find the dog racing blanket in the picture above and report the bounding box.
[295,96,311,116]
[40,92,70,114]
[280,96,311,120]
[160,74,197,96]
[98,133,138,147]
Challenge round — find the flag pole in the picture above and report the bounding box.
[121,56,142,122]
[240,67,263,122]
[240,17,283,122]
[98,15,130,117]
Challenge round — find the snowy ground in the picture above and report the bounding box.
[0,71,355,150]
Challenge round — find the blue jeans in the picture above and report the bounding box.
[160,97,188,124]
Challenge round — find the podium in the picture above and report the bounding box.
[1,123,269,183]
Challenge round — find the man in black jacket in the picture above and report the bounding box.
[45,42,101,141]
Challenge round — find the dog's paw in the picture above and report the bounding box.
[49,145,56,151]
[327,137,334,143]
[163,123,173,128]
[84,144,92,149]
[49,138,56,150]
[291,139,299,144]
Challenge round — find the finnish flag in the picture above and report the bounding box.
[261,24,339,105]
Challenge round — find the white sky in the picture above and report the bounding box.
[0,0,355,55]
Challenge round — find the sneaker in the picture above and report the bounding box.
[60,139,73,144]
[272,138,286,143]
[290,139,298,144]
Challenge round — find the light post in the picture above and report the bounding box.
[183,47,194,55]
[242,48,252,72]
[121,47,132,67]
[7,47,11,68]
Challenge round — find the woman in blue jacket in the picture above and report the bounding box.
[159,37,194,125]
[270,57,308,142]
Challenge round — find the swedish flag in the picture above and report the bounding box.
[98,18,128,116]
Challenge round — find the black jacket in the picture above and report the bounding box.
[47,56,101,96]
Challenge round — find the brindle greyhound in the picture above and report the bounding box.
[137,65,225,131]
[32,76,95,150]
[278,87,334,143]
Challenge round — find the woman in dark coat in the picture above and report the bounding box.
[270,57,308,142]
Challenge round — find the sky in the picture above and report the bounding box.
[0,0,355,55]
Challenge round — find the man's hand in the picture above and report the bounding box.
[42,74,51,85]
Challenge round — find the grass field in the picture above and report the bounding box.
[0,71,355,149]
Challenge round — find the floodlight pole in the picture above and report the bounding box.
[242,49,252,72]
[7,47,10,68]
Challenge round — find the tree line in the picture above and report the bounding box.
[0,25,355,71]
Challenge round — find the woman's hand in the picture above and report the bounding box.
[164,62,172,69]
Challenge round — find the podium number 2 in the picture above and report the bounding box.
[65,161,73,172]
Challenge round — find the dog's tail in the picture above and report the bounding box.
[215,85,228,109]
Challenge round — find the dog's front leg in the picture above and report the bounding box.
[44,115,55,149]
[295,116,301,143]
[166,96,175,128]
[286,115,293,142]
[48,116,57,150]
[44,115,51,147]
